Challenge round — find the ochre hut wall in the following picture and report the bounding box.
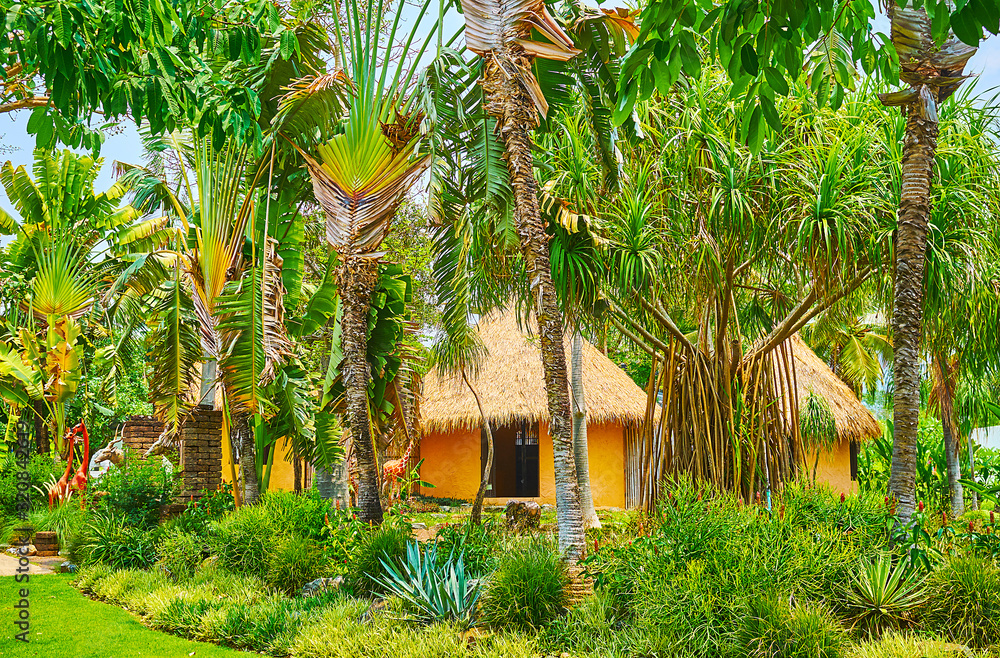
[808,438,856,495]
[419,420,626,508]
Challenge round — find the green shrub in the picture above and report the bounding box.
[737,595,846,658]
[155,529,208,581]
[74,564,115,594]
[95,452,178,529]
[266,535,330,595]
[292,602,540,658]
[787,602,848,658]
[539,590,620,654]
[847,631,978,658]
[345,523,411,597]
[213,490,333,580]
[257,489,331,540]
[0,500,87,547]
[77,513,157,569]
[213,503,281,579]
[433,519,504,577]
[922,555,1000,648]
[0,453,63,517]
[480,538,569,631]
[738,594,793,657]
[319,507,368,566]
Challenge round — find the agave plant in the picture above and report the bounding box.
[376,540,482,627]
[845,554,926,634]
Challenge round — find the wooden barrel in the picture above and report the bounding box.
[33,531,59,556]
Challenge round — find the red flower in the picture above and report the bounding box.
[840,493,845,504]
[594,539,599,553]
[991,511,996,525]
[943,511,947,526]
[969,520,975,533]
[918,501,925,513]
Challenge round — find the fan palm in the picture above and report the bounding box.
[0,150,151,454]
[282,0,435,524]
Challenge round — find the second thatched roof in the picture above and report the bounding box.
[785,334,882,444]
[421,309,648,434]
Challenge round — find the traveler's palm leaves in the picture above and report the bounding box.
[302,116,429,256]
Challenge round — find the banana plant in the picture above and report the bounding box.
[0,150,152,454]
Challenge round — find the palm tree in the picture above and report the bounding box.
[877,3,977,522]
[919,90,1000,516]
[457,0,590,558]
[285,0,434,523]
[542,113,608,528]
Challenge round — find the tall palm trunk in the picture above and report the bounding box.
[880,3,974,525]
[340,257,383,524]
[483,46,585,560]
[572,331,600,528]
[934,352,964,516]
[465,370,494,525]
[886,104,937,523]
[235,416,260,505]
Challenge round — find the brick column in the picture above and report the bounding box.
[119,406,222,502]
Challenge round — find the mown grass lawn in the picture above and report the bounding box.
[0,573,250,658]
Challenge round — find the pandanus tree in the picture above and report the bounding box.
[604,74,891,507]
[282,0,436,523]
[616,0,999,522]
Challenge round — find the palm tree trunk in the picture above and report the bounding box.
[293,454,302,494]
[465,369,494,525]
[572,331,600,528]
[340,256,383,524]
[886,98,938,524]
[934,352,964,516]
[235,415,260,505]
[482,48,585,560]
[968,432,978,510]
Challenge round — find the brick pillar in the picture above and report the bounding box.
[119,406,222,502]
[178,406,223,501]
[121,415,165,455]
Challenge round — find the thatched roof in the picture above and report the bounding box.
[787,334,882,444]
[421,310,648,433]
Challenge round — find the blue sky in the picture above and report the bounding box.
[0,20,997,209]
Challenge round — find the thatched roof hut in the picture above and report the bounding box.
[420,310,648,434]
[787,334,882,444]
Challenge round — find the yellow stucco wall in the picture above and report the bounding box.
[221,436,297,492]
[809,438,856,495]
[420,420,626,508]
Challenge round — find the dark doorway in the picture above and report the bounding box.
[481,420,539,497]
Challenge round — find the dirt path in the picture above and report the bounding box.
[0,554,55,576]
